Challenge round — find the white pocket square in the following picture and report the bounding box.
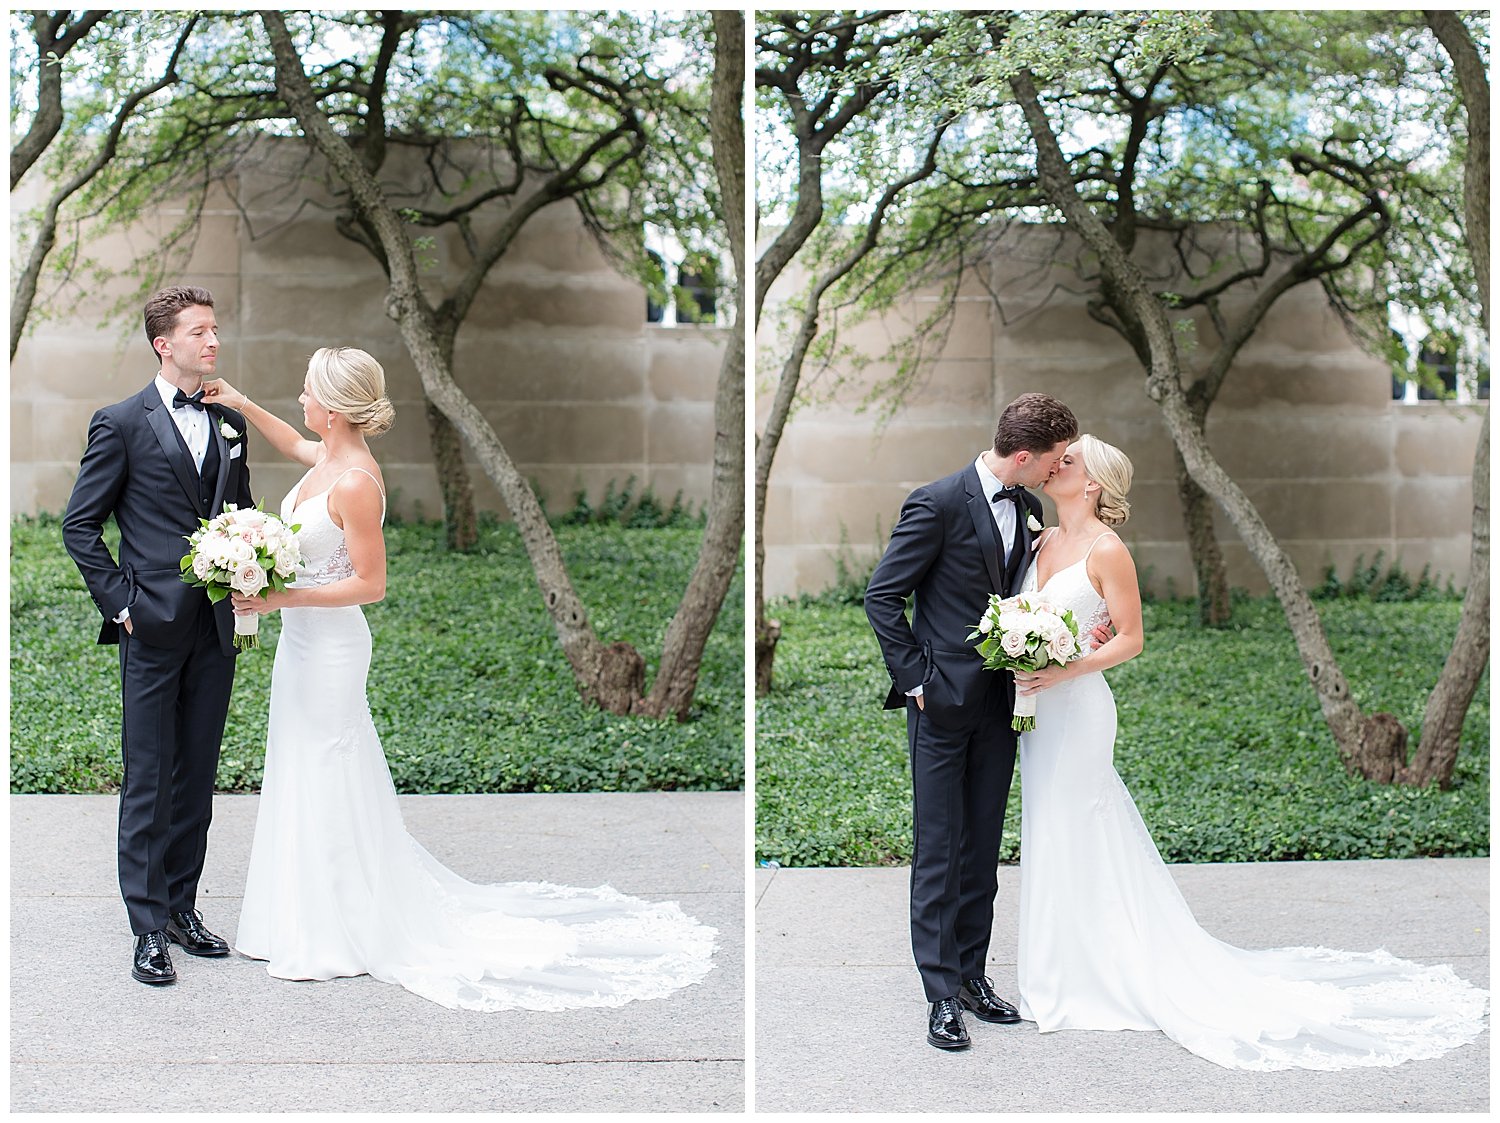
[230,444,244,460]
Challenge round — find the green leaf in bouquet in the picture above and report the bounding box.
[206,585,229,603]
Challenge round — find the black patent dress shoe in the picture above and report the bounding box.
[958,976,1022,1024]
[165,909,230,957]
[132,931,176,985]
[927,997,971,1050]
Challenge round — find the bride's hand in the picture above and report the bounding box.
[232,589,288,615]
[201,378,248,410]
[1015,663,1072,696]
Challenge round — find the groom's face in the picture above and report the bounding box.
[1014,440,1070,488]
[155,304,219,381]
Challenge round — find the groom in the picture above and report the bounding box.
[63,285,253,985]
[865,392,1079,1049]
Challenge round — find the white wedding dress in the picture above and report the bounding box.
[1015,532,1487,1070]
[235,466,716,1010]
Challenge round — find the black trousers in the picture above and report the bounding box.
[117,598,235,935]
[907,689,1017,1002]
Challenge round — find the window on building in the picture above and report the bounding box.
[645,250,666,324]
[675,257,718,324]
[1416,334,1458,400]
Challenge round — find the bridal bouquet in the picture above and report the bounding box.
[180,504,301,650]
[967,594,1081,731]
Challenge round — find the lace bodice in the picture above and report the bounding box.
[280,466,385,589]
[1023,533,1114,652]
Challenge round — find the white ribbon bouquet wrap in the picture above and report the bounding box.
[967,593,1081,731]
[180,504,302,651]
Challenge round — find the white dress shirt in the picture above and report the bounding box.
[974,452,1018,557]
[155,373,210,470]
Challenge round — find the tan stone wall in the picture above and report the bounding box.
[12,143,726,521]
[758,224,1486,598]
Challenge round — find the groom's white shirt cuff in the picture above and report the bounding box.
[907,684,922,698]
[114,607,130,623]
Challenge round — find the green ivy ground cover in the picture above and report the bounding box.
[12,516,744,794]
[755,595,1487,867]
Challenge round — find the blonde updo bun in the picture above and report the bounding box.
[1080,433,1133,526]
[307,346,395,437]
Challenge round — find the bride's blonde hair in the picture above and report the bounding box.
[1080,433,1133,526]
[307,347,394,437]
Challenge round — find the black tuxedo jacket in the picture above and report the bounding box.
[865,462,1043,730]
[63,382,253,656]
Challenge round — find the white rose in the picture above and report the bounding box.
[978,614,994,634]
[1048,630,1077,662]
[191,552,215,581]
[230,561,268,597]
[1034,610,1063,636]
[237,509,268,530]
[219,420,240,440]
[202,533,234,566]
[1027,513,1044,533]
[273,546,299,577]
[226,538,256,565]
[1001,630,1028,658]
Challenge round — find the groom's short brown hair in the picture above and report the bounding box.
[993,393,1079,457]
[144,285,215,359]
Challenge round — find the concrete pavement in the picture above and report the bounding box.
[11,792,744,1113]
[755,858,1489,1113]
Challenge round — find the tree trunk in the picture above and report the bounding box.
[430,324,477,550]
[1173,445,1231,625]
[264,10,649,714]
[637,11,747,721]
[1012,67,1406,779]
[424,400,478,550]
[1401,414,1487,787]
[1402,13,1490,788]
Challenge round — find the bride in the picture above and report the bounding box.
[202,348,714,1011]
[1010,433,1486,1070]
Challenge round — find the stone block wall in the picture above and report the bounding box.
[12,141,726,522]
[758,224,1485,599]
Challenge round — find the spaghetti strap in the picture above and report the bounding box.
[333,466,387,521]
[1082,530,1119,562]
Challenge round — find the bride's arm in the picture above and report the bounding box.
[202,378,320,467]
[1017,536,1143,694]
[233,474,387,613]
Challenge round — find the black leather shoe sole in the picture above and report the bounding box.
[165,929,230,957]
[927,1032,972,1050]
[958,995,1022,1024]
[131,966,176,985]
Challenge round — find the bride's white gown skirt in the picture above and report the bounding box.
[1017,671,1486,1070]
[236,600,716,1012]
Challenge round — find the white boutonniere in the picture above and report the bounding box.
[1026,513,1043,533]
[219,420,240,440]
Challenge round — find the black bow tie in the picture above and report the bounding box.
[172,387,207,411]
[991,484,1021,502]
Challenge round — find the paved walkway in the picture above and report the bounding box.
[11,792,744,1113]
[755,858,1489,1113]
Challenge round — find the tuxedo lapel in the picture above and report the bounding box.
[964,468,1005,595]
[1004,493,1033,594]
[207,408,231,517]
[143,388,205,514]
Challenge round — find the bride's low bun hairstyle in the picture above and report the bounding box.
[307,346,395,437]
[1080,433,1133,526]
